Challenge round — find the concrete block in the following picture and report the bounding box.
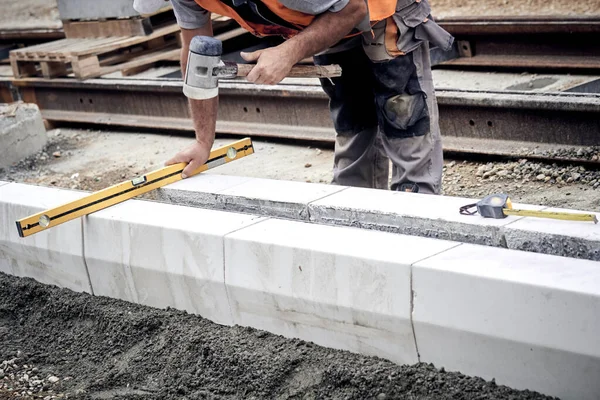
[84,199,264,325]
[504,207,600,261]
[413,244,600,400]
[0,103,47,169]
[157,174,252,209]
[308,187,544,247]
[57,0,170,20]
[159,174,345,220]
[0,183,91,293]
[224,218,459,365]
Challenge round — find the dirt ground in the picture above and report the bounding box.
[1,127,600,212]
[0,272,557,400]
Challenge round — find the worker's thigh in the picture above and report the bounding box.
[314,45,390,189]
[313,45,377,136]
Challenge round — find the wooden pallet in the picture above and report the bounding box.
[9,24,181,80]
[62,8,178,38]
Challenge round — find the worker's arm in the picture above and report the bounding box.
[240,0,367,85]
[165,23,218,178]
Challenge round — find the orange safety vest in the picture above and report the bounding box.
[193,0,397,38]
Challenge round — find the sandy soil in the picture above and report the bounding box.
[0,272,557,400]
[429,0,600,18]
[1,127,599,212]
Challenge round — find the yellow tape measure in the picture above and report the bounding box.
[460,193,597,224]
[16,138,254,238]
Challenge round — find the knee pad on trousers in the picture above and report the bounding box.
[383,92,428,132]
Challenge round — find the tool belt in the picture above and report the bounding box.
[362,0,454,61]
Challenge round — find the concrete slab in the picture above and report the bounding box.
[83,199,264,326]
[504,207,600,261]
[157,174,252,209]
[0,103,47,169]
[308,187,544,247]
[159,174,346,220]
[413,244,600,400]
[0,183,91,293]
[224,218,459,365]
[432,70,600,93]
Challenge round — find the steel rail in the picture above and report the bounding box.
[4,76,600,164]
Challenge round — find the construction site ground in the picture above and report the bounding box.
[0,272,556,400]
[1,127,599,212]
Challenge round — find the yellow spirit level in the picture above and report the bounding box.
[460,193,598,224]
[16,138,254,238]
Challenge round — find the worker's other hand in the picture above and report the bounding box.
[240,46,296,85]
[165,140,211,179]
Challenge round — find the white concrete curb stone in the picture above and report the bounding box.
[504,207,600,260]
[158,174,346,220]
[308,187,544,247]
[412,244,600,400]
[0,183,92,293]
[83,199,265,326]
[224,218,459,365]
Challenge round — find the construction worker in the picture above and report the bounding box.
[137,0,453,194]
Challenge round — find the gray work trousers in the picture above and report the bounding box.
[314,21,446,194]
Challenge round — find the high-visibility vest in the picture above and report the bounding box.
[193,0,398,38]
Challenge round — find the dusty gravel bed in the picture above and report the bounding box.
[0,272,557,400]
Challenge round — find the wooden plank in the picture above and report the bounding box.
[19,39,75,55]
[71,24,180,56]
[71,55,101,79]
[120,64,156,76]
[94,48,180,79]
[63,18,151,38]
[61,37,126,56]
[99,42,175,67]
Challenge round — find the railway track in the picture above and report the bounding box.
[2,74,598,166]
[437,16,600,71]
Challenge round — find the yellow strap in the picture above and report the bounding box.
[504,208,598,224]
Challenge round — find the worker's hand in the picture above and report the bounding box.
[240,46,297,85]
[165,140,211,179]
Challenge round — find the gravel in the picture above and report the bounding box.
[442,157,600,205]
[0,272,557,400]
[467,159,600,188]
[0,357,64,399]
